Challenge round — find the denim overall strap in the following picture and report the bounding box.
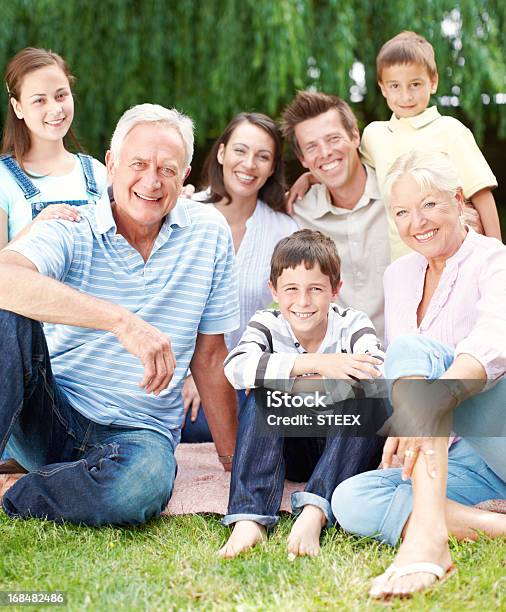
[76,153,100,198]
[0,155,40,199]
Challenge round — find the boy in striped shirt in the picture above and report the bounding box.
[219,229,386,559]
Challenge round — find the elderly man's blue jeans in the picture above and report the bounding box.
[223,391,384,529]
[331,334,506,545]
[0,310,176,526]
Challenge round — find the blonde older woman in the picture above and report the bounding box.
[331,150,506,599]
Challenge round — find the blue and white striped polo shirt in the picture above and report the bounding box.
[9,193,239,446]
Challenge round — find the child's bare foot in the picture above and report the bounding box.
[287,504,326,559]
[218,520,267,559]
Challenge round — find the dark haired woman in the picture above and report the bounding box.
[182,113,298,442]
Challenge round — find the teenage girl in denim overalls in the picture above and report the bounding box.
[0,48,106,472]
[0,47,106,249]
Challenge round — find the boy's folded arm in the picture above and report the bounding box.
[294,352,382,380]
[343,310,385,361]
[291,353,345,379]
[224,341,263,389]
[224,346,297,391]
[290,353,321,377]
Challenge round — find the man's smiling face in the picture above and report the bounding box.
[106,122,188,235]
[294,108,361,192]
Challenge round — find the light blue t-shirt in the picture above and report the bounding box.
[0,154,107,240]
[8,194,239,447]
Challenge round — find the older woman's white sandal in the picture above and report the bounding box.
[369,562,456,600]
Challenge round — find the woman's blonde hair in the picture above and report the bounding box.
[383,150,461,207]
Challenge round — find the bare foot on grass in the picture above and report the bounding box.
[218,520,267,559]
[287,505,326,559]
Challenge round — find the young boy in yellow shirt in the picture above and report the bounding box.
[361,30,501,260]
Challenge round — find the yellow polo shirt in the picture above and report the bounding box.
[361,106,497,260]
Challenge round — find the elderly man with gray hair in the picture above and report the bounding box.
[0,103,239,526]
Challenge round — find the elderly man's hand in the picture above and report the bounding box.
[114,313,176,395]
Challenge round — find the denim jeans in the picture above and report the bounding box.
[180,405,214,443]
[0,310,176,526]
[181,390,246,443]
[223,392,384,528]
[331,334,506,545]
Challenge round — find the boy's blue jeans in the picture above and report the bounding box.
[331,334,506,545]
[0,310,176,526]
[223,391,384,529]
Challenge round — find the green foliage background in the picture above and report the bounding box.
[1,0,505,185]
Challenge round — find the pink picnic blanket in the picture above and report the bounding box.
[2,444,504,517]
[164,443,303,515]
[0,443,303,516]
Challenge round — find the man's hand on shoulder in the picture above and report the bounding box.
[285,172,320,214]
[113,311,176,395]
[181,184,196,199]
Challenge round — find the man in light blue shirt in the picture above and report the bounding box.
[0,103,239,526]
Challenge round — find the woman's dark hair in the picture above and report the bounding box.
[201,112,286,211]
[2,47,81,168]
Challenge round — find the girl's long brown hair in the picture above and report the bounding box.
[2,47,80,168]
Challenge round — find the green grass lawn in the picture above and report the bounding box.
[1,512,505,611]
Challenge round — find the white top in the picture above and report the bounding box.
[226,199,299,349]
[0,154,107,240]
[194,194,299,349]
[292,165,389,342]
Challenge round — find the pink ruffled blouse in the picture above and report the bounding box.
[384,228,506,382]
